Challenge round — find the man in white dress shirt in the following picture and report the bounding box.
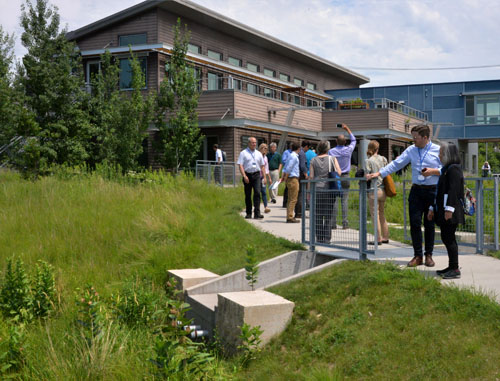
[237,137,266,219]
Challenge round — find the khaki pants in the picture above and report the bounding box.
[269,169,280,200]
[368,188,389,242]
[286,177,299,220]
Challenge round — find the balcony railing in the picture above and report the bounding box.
[333,98,428,121]
[199,75,325,108]
[465,115,500,125]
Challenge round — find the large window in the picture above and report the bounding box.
[207,72,222,90]
[119,57,147,89]
[264,88,275,98]
[207,49,222,61]
[465,94,500,125]
[247,83,259,94]
[119,33,147,46]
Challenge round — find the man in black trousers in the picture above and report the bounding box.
[237,137,266,219]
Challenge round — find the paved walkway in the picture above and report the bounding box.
[244,196,500,303]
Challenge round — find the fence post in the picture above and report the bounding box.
[373,181,378,250]
[308,181,316,252]
[495,176,499,251]
[403,180,408,241]
[233,163,236,187]
[476,179,484,254]
[208,163,212,184]
[359,179,367,260]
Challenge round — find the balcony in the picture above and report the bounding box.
[334,98,428,121]
[197,76,325,132]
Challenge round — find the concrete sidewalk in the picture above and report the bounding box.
[244,196,500,303]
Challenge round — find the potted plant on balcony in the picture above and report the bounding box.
[339,98,369,110]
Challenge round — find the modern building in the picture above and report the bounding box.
[327,79,500,173]
[67,0,428,168]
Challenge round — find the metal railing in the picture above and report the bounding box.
[403,177,499,253]
[301,177,377,259]
[200,75,325,109]
[195,160,238,187]
[334,98,428,121]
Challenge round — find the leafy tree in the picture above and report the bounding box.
[18,0,92,173]
[0,26,16,147]
[88,50,152,171]
[154,18,202,173]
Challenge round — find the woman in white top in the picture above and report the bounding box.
[259,143,272,213]
[365,140,389,245]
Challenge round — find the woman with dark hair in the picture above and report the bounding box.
[310,140,341,243]
[426,142,464,279]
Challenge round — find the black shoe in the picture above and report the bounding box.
[245,214,252,219]
[254,214,264,219]
[332,225,337,230]
[270,199,277,204]
[295,214,302,219]
[441,269,461,279]
[436,267,450,276]
[368,241,382,246]
[342,224,349,230]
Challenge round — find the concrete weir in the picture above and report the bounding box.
[168,250,343,351]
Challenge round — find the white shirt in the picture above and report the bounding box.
[237,148,265,173]
[215,149,223,163]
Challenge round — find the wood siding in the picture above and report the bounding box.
[157,9,359,91]
[234,92,322,132]
[322,109,390,132]
[76,10,158,51]
[197,91,235,121]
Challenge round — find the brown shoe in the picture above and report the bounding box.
[407,256,423,267]
[286,218,300,223]
[425,255,435,267]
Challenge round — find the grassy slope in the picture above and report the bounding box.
[0,171,302,379]
[0,171,301,292]
[237,260,500,380]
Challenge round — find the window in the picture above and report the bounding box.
[207,72,222,90]
[207,49,222,61]
[264,88,275,98]
[294,78,304,87]
[241,135,250,150]
[264,68,276,77]
[233,79,242,90]
[247,62,259,72]
[307,82,316,91]
[188,43,201,54]
[228,57,242,67]
[119,33,147,46]
[247,83,258,94]
[119,57,147,89]
[279,73,290,82]
[465,94,500,125]
[86,61,101,84]
[294,95,301,105]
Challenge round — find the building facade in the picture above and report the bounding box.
[67,0,428,168]
[327,80,500,173]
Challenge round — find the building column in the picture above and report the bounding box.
[467,142,478,174]
[358,138,369,170]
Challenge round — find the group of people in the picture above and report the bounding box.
[237,124,466,279]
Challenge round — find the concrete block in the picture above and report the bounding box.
[216,290,294,354]
[167,268,219,291]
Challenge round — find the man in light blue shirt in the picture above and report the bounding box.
[329,124,356,229]
[281,142,301,223]
[281,144,293,208]
[367,125,442,267]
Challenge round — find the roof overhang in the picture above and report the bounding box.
[197,119,414,140]
[460,91,500,96]
[67,0,369,86]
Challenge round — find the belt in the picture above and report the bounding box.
[245,171,259,175]
[412,184,437,189]
[288,176,299,179]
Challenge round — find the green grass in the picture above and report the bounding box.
[237,260,500,380]
[0,170,302,379]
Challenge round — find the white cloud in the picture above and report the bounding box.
[1,0,500,86]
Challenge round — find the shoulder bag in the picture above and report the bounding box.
[328,156,341,190]
[383,174,397,197]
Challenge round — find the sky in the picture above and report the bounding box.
[1,0,500,87]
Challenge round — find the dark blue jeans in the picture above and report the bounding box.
[408,185,437,257]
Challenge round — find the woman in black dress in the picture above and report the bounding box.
[426,142,465,279]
